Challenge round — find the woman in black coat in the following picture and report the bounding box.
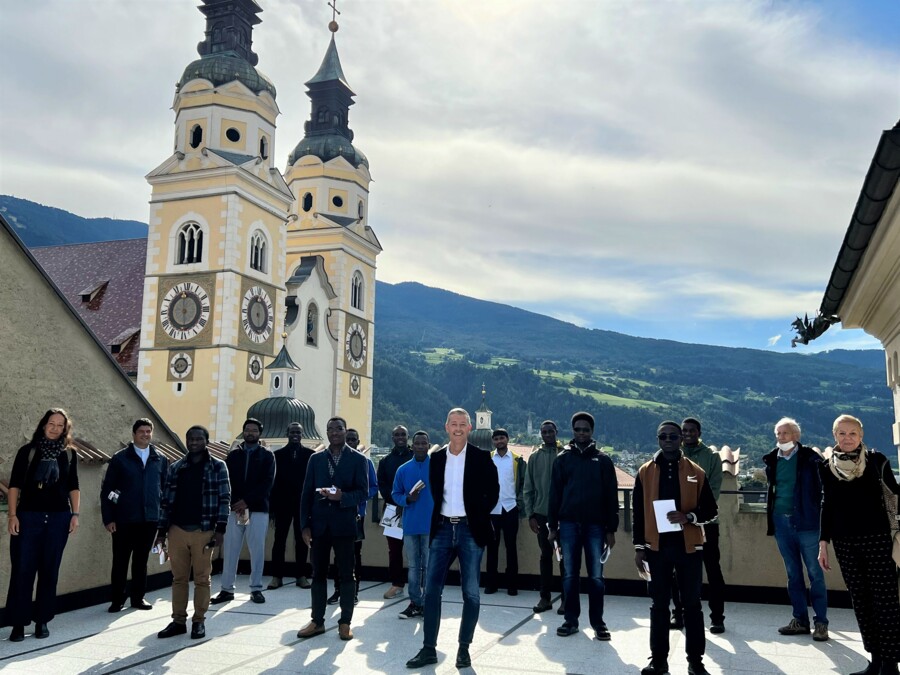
[6,408,81,642]
[818,414,900,675]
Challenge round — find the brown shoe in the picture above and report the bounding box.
[383,585,404,599]
[338,623,353,641]
[297,621,325,639]
[267,577,283,590]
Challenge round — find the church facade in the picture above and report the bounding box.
[137,0,380,443]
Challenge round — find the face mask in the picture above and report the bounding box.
[776,441,795,452]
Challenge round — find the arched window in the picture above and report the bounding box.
[259,136,268,159]
[306,303,318,346]
[317,107,328,124]
[176,222,203,264]
[249,231,267,273]
[350,272,363,311]
[189,124,203,149]
[302,192,313,212]
[357,200,364,219]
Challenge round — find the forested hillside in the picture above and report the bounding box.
[372,282,893,471]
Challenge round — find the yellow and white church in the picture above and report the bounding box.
[137,0,380,443]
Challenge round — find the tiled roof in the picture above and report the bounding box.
[31,239,147,375]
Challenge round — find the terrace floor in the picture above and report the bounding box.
[0,577,871,674]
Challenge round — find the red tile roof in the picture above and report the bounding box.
[31,239,147,375]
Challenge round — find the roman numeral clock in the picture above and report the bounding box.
[160,281,210,341]
[241,285,274,344]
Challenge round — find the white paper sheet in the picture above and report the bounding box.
[653,499,683,533]
[384,525,404,540]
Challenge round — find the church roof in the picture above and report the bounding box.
[267,345,300,371]
[178,54,277,99]
[306,36,354,93]
[246,396,323,441]
[318,213,359,228]
[209,149,257,166]
[287,133,369,169]
[31,238,147,375]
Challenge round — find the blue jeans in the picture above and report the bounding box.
[405,533,430,607]
[6,511,70,626]
[773,514,828,625]
[559,521,606,629]
[423,521,484,648]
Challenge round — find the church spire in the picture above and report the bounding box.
[196,0,262,66]
[287,2,367,168]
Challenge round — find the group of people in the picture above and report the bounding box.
[4,407,899,675]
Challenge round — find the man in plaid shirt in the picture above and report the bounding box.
[154,425,230,640]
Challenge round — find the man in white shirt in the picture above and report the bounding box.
[485,429,525,595]
[406,408,499,670]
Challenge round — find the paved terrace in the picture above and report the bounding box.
[0,577,869,674]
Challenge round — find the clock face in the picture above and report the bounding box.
[169,352,193,380]
[241,286,274,343]
[345,322,367,369]
[248,354,263,381]
[160,282,210,340]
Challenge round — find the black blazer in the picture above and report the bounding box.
[299,446,369,538]
[429,442,499,547]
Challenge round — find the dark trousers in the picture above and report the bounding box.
[671,523,725,623]
[834,533,900,661]
[6,511,70,626]
[270,507,310,578]
[387,534,406,587]
[533,514,565,602]
[110,521,157,605]
[648,545,705,663]
[486,506,519,591]
[333,540,363,592]
[311,531,356,625]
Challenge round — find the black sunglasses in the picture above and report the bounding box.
[658,433,681,441]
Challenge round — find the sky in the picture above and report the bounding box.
[1,0,898,353]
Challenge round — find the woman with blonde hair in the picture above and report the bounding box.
[818,414,900,675]
[5,408,81,642]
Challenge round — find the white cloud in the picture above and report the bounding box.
[1,0,897,347]
[768,335,782,347]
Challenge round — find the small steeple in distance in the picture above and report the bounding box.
[476,383,493,431]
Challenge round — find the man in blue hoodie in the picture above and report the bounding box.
[392,431,433,619]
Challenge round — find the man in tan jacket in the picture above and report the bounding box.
[633,421,717,675]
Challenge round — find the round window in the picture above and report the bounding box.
[226,127,241,143]
[332,195,344,208]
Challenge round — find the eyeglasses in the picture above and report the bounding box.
[658,433,681,441]
[573,427,592,433]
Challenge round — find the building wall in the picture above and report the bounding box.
[0,222,180,615]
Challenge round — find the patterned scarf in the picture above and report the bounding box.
[34,437,65,487]
[327,448,343,479]
[828,444,867,482]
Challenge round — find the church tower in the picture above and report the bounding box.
[282,17,382,443]
[137,0,294,440]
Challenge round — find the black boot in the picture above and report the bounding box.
[850,654,882,675]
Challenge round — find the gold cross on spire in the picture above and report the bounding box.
[328,0,341,32]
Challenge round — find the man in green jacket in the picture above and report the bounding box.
[670,417,726,634]
[522,420,564,614]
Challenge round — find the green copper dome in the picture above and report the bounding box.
[178,52,277,99]
[287,133,368,169]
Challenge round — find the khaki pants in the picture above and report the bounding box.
[168,525,214,624]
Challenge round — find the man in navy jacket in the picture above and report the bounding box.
[296,417,369,642]
[101,418,168,612]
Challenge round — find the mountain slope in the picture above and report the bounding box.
[1,195,147,247]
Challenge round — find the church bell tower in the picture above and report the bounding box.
[137,0,294,440]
